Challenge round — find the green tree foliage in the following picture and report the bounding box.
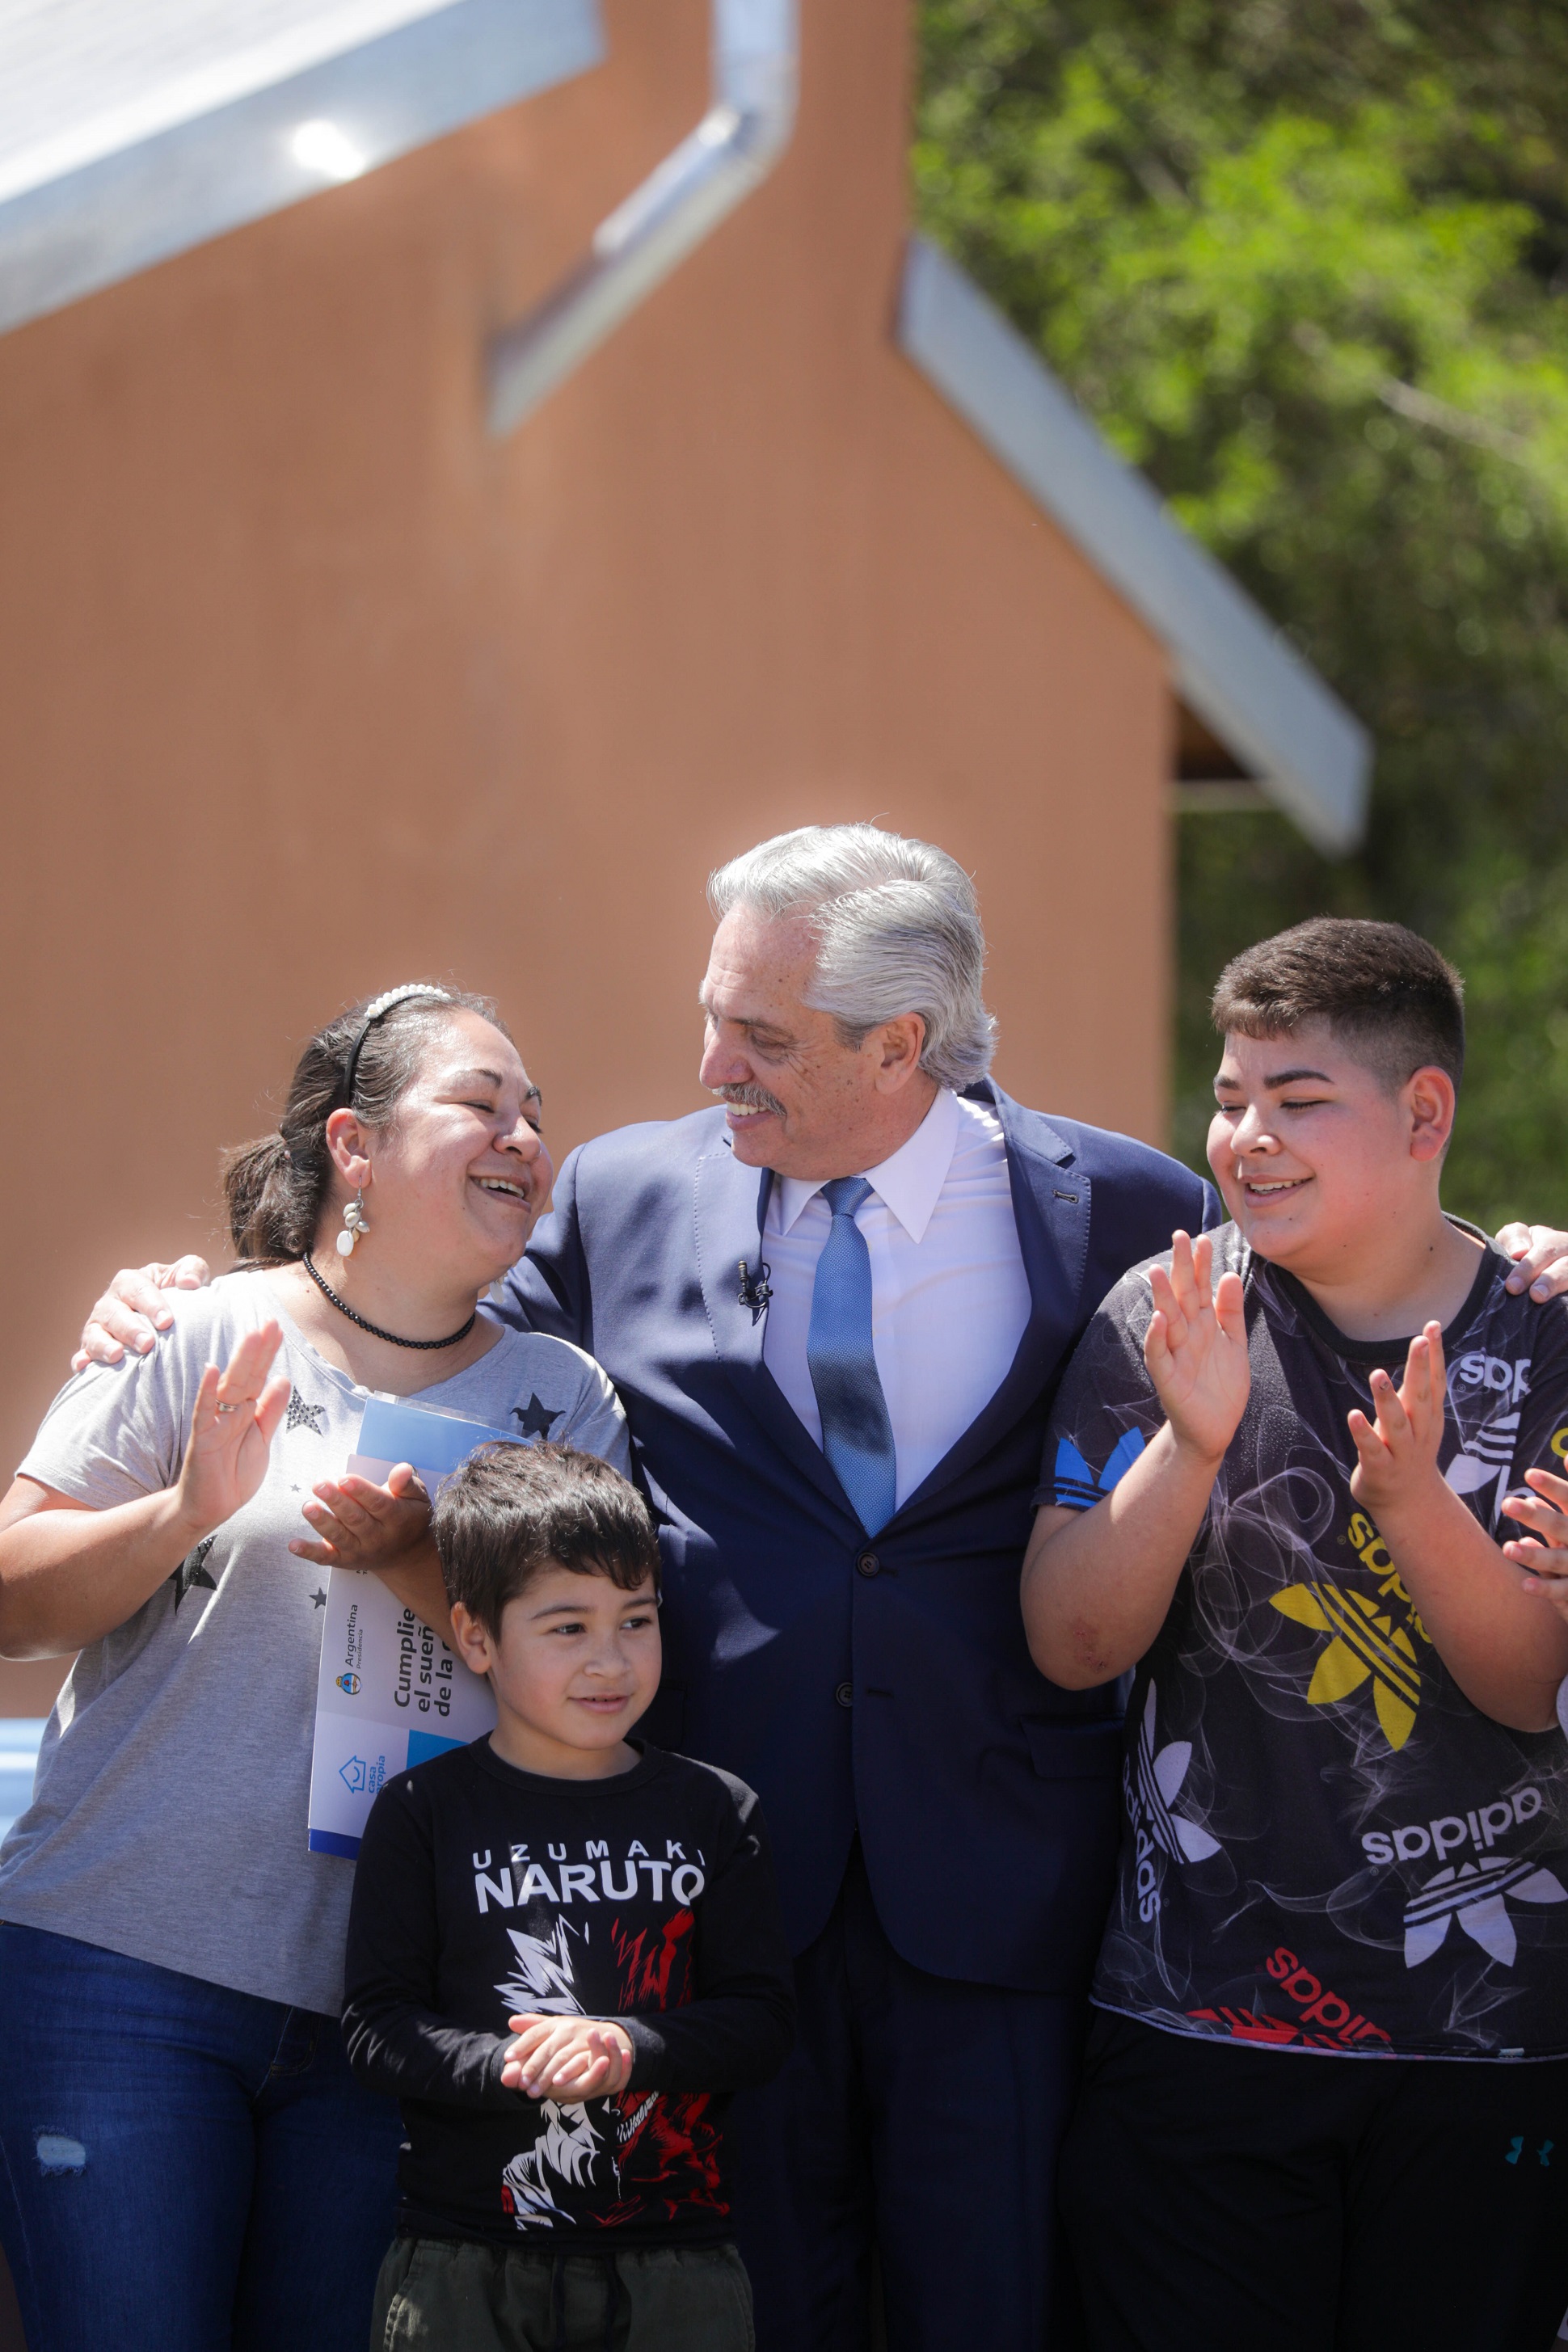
[916,2,1568,1222]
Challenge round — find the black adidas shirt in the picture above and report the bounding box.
[1041,1224,1568,2061]
[342,1739,794,2244]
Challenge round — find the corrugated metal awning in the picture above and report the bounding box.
[0,0,603,335]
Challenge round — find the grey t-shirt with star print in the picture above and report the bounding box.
[0,1271,630,2016]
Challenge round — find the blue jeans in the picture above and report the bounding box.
[0,1922,403,2352]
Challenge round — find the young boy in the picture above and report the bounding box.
[343,1441,794,2351]
[1022,919,1568,2352]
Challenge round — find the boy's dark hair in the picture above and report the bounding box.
[1211,918,1465,1093]
[433,1443,660,1638]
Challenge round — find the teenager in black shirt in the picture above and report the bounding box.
[1022,921,1568,2352]
[343,1443,794,2350]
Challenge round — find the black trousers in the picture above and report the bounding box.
[728,1843,1087,2352]
[1062,2008,1568,2352]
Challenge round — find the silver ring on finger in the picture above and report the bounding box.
[216,1402,238,1414]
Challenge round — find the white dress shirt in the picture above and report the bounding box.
[761,1087,1031,1511]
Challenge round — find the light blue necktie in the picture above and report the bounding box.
[807,1177,897,1535]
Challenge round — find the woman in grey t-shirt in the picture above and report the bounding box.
[0,984,630,2352]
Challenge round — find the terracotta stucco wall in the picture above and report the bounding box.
[0,0,1170,1713]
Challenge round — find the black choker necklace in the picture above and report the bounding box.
[301,1254,477,1350]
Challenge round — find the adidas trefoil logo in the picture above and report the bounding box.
[1443,1401,1517,1510]
[1055,1428,1145,1511]
[1134,1683,1221,1866]
[1402,1853,1568,1969]
[1271,1574,1421,1749]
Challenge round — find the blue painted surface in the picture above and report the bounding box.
[0,1719,46,1846]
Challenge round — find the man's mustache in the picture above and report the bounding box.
[714,1083,786,1117]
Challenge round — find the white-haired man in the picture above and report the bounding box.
[77,825,1568,2350]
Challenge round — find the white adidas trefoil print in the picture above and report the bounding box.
[1403,1853,1568,1970]
[1133,1683,1223,1867]
[1443,1347,1529,1517]
[1443,1414,1518,1517]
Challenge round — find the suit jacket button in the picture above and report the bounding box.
[856,1550,879,1579]
[835,1682,854,1709]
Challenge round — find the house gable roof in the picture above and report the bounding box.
[898,235,1370,854]
[0,0,603,337]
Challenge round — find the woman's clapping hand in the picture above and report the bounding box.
[289,1463,432,1573]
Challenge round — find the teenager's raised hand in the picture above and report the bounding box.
[172,1324,290,1539]
[73,1257,212,1371]
[1347,1323,1446,1513]
[1144,1231,1250,1465]
[289,1462,432,1570]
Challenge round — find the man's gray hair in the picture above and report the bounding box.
[706,824,997,1090]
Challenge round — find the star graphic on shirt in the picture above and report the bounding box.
[172,1538,217,1609]
[512,1395,560,1441]
[285,1389,327,1435]
[1271,1574,1422,1750]
[311,1588,327,1609]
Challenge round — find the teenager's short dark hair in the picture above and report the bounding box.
[1211,919,1465,1092]
[433,1442,660,1638]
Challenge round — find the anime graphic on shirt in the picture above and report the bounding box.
[496,1910,723,2231]
[1045,1229,1568,2060]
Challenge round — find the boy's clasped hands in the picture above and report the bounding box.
[500,2012,634,2104]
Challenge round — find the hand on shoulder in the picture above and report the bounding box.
[74,1257,212,1371]
[1498,1222,1568,1304]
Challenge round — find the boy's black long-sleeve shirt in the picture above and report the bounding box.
[342,1738,795,2245]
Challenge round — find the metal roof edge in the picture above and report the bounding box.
[0,0,603,339]
[487,0,798,436]
[897,234,1371,856]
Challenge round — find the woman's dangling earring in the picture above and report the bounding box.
[336,1188,370,1259]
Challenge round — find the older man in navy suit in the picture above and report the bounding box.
[491,825,1217,2348]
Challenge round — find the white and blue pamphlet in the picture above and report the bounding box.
[306,1394,512,1859]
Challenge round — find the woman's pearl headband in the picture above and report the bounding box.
[339,983,453,1109]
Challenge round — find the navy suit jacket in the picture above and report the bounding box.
[495,1081,1218,1995]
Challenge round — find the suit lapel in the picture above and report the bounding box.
[895,1083,1091,1526]
[693,1141,854,1516]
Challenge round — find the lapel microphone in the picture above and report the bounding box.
[737,1258,773,1320]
